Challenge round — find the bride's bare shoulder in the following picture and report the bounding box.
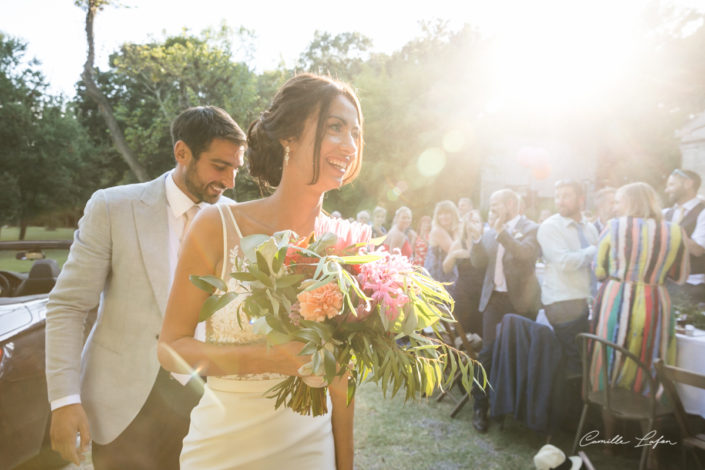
[227,199,270,235]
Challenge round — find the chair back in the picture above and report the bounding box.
[654,359,705,444]
[577,333,661,419]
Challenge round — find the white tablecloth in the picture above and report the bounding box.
[675,330,705,419]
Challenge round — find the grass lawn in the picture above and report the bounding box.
[354,381,647,470]
[0,226,74,272]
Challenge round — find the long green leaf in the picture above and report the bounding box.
[190,274,226,293]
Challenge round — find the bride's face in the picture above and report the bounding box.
[289,94,361,193]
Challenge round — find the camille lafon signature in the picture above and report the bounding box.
[579,430,678,450]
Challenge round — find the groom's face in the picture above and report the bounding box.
[183,138,245,203]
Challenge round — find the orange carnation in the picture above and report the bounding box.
[297,283,344,322]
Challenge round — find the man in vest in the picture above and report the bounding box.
[664,168,705,305]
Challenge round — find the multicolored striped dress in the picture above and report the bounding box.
[589,216,689,395]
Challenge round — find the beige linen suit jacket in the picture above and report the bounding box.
[45,172,224,444]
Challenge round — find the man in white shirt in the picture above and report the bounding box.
[664,169,705,305]
[537,179,598,375]
[45,106,246,469]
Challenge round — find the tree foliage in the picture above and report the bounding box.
[0,34,92,238]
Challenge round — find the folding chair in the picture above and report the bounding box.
[435,318,480,418]
[654,358,705,468]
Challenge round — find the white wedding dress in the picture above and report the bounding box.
[180,205,335,470]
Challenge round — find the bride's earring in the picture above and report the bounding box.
[284,146,290,166]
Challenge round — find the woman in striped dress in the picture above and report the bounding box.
[590,182,689,395]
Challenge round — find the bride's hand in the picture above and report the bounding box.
[273,341,311,376]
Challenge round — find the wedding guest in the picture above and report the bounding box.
[468,189,541,433]
[158,74,362,469]
[592,186,616,234]
[424,200,460,283]
[412,215,432,267]
[45,107,246,469]
[443,209,484,335]
[384,206,414,259]
[537,179,597,375]
[356,210,371,225]
[458,197,473,218]
[589,182,689,456]
[371,206,387,238]
[664,169,705,305]
[590,182,689,395]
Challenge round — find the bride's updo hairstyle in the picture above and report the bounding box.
[247,73,363,189]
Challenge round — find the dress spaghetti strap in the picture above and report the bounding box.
[215,205,229,280]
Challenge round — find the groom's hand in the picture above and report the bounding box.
[50,403,91,465]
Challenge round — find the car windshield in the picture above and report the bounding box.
[0,227,73,274]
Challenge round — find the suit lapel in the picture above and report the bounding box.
[133,173,170,316]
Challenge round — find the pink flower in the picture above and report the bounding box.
[356,250,413,323]
[297,283,344,322]
[315,216,372,254]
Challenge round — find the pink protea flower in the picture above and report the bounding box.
[315,216,372,254]
[297,283,344,322]
[357,250,413,323]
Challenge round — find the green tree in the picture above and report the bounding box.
[297,31,373,81]
[73,26,260,183]
[75,0,148,181]
[0,34,92,239]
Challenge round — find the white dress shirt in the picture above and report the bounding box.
[493,215,521,293]
[51,172,203,410]
[537,213,599,305]
[670,197,705,285]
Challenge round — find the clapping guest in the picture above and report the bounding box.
[371,206,387,238]
[384,206,414,259]
[590,182,689,395]
[443,210,484,334]
[423,200,460,283]
[356,210,370,225]
[467,189,541,433]
[537,180,597,376]
[412,215,432,267]
[458,197,473,218]
[589,182,689,457]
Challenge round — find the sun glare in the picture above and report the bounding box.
[481,0,642,113]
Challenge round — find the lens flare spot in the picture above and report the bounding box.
[417,148,446,177]
[442,131,464,153]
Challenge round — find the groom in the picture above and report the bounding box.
[45,106,246,469]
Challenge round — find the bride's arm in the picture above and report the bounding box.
[330,374,354,470]
[158,206,306,377]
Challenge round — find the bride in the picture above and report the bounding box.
[158,73,363,470]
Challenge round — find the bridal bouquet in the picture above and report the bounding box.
[191,217,479,416]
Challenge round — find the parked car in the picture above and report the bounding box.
[0,240,75,469]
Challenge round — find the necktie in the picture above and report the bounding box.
[179,205,200,255]
[575,222,597,296]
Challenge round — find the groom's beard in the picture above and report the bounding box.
[184,161,225,203]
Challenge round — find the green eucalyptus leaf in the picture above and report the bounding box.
[347,379,356,405]
[190,275,227,293]
[272,245,288,274]
[323,348,336,382]
[256,250,271,276]
[276,274,305,288]
[240,234,270,263]
[198,294,219,321]
[230,272,258,282]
